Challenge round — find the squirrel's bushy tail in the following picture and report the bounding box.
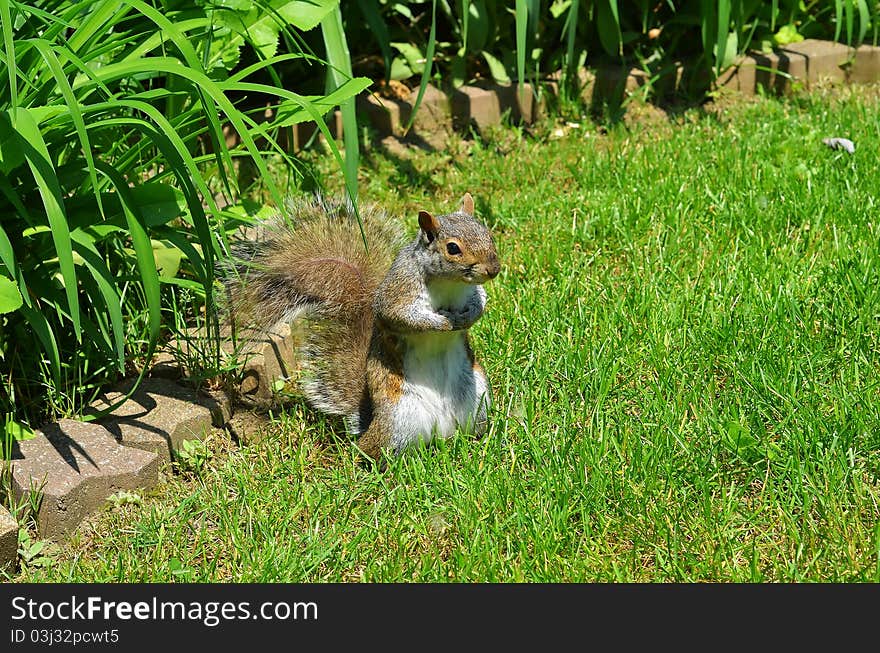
[222,195,404,425]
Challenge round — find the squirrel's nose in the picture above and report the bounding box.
[484,256,500,279]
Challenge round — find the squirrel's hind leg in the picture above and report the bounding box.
[356,412,394,461]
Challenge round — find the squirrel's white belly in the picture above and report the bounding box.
[390,332,490,453]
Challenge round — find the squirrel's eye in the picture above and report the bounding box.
[446,242,462,255]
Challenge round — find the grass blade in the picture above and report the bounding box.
[67,0,122,53]
[461,0,470,50]
[0,222,18,282]
[596,0,623,57]
[120,0,238,199]
[18,303,61,386]
[88,111,214,282]
[699,0,715,69]
[219,79,368,194]
[75,57,282,209]
[608,0,622,56]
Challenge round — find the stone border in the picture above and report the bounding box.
[717,39,880,94]
[3,38,879,574]
[270,39,880,148]
[0,505,16,574]
[0,321,298,575]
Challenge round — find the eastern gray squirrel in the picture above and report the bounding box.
[224,193,501,460]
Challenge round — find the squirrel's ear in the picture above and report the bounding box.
[418,210,440,242]
[460,192,475,215]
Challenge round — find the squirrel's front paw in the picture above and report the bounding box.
[440,309,478,331]
[432,310,455,330]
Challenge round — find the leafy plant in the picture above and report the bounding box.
[174,437,212,475]
[0,0,368,440]
[17,528,57,569]
[345,1,880,100]
[107,489,144,507]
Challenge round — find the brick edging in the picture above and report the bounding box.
[284,38,880,147]
[0,318,302,576]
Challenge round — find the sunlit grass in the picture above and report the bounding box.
[16,84,880,582]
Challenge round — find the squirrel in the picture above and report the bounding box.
[224,192,501,460]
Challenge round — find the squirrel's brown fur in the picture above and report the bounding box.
[223,192,499,460]
[225,195,404,422]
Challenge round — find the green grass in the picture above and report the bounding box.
[14,84,880,582]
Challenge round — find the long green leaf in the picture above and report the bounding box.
[122,0,201,67]
[405,0,437,133]
[357,0,392,82]
[845,0,854,45]
[834,0,843,43]
[856,0,869,45]
[527,0,539,36]
[0,175,34,310]
[67,0,122,53]
[227,52,315,83]
[70,232,125,370]
[120,0,238,199]
[321,4,358,204]
[515,0,527,94]
[227,79,366,230]
[29,39,104,217]
[256,78,371,129]
[699,0,715,68]
[0,0,16,109]
[74,57,282,208]
[37,93,220,286]
[95,162,160,344]
[872,0,879,45]
[13,107,81,341]
[120,17,211,63]
[461,0,470,51]
[608,0,622,56]
[0,221,18,279]
[88,112,213,280]
[18,303,61,387]
[596,0,623,58]
[716,0,731,77]
[565,0,581,77]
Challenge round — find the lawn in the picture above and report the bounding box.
[15,84,880,582]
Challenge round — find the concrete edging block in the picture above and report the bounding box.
[360,84,452,143]
[93,378,217,464]
[8,420,159,538]
[0,505,17,574]
[717,39,880,95]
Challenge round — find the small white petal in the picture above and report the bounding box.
[823,137,855,154]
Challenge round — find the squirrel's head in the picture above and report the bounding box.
[417,193,500,284]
